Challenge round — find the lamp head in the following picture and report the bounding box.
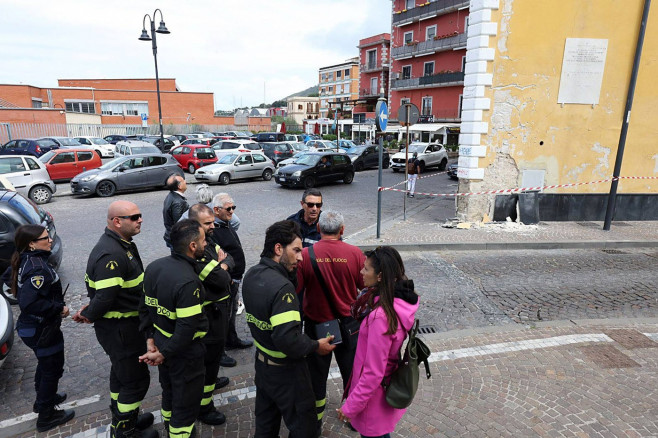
[138,29,151,41]
[156,21,170,34]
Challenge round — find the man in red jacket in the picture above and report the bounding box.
[296,210,365,435]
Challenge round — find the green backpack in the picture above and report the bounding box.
[383,319,432,409]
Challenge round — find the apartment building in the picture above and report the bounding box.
[286,96,319,124]
[389,0,469,124]
[318,57,360,119]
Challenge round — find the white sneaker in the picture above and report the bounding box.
[236,300,245,315]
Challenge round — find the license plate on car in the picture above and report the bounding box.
[279,177,286,181]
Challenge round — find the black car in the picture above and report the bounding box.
[142,136,176,153]
[347,145,391,172]
[255,132,286,142]
[260,142,295,164]
[447,162,458,180]
[104,135,130,145]
[274,152,354,189]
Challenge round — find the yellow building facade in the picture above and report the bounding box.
[458,0,658,221]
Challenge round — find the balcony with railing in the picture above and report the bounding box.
[360,88,382,98]
[391,71,464,90]
[393,0,470,25]
[391,31,466,59]
[360,61,387,73]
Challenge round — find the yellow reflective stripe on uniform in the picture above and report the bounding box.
[86,273,144,290]
[102,310,139,319]
[193,331,207,339]
[169,424,195,438]
[317,411,325,420]
[203,384,215,393]
[218,295,230,301]
[245,312,273,331]
[177,304,202,318]
[198,260,219,281]
[253,339,287,358]
[270,310,300,327]
[117,400,141,413]
[200,395,213,406]
[154,324,172,337]
[145,296,176,319]
[315,398,326,407]
[110,392,119,401]
[161,409,171,421]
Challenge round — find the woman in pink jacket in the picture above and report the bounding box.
[337,246,419,438]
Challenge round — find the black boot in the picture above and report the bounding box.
[36,406,75,432]
[33,392,67,413]
[198,407,226,425]
[112,408,159,438]
[110,399,154,432]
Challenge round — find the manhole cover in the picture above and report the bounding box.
[577,222,599,227]
[419,326,436,334]
[579,344,640,369]
[601,249,627,255]
[605,329,658,349]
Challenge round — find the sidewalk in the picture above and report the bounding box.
[5,319,658,438]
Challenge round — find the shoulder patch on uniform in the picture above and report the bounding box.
[106,260,118,270]
[282,292,295,304]
[31,275,45,289]
[126,251,133,261]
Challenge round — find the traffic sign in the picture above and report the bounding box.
[398,103,420,126]
[375,101,388,132]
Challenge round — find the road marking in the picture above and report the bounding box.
[11,332,648,437]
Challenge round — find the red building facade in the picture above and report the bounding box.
[389,0,469,123]
[352,33,391,127]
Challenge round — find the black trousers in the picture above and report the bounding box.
[159,342,206,438]
[304,318,357,425]
[94,318,150,414]
[254,358,316,438]
[33,350,65,411]
[227,281,240,344]
[200,299,228,415]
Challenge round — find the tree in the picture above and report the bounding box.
[271,99,286,108]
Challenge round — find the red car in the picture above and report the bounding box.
[39,148,102,182]
[170,144,218,173]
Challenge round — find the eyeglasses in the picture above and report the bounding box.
[224,206,237,212]
[33,235,51,242]
[114,214,142,221]
[304,202,323,208]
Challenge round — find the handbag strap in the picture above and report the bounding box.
[409,319,432,379]
[308,245,341,320]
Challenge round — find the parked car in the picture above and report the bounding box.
[0,294,13,366]
[181,138,220,147]
[192,131,216,138]
[103,134,131,144]
[212,140,262,159]
[194,151,275,185]
[260,142,295,164]
[447,162,458,180]
[39,136,82,149]
[289,142,308,153]
[169,145,218,173]
[390,142,448,172]
[306,139,346,152]
[347,145,390,171]
[141,136,176,153]
[0,189,64,275]
[114,140,162,157]
[274,152,354,189]
[164,135,181,147]
[0,155,56,204]
[255,132,286,142]
[71,154,184,197]
[73,136,115,158]
[171,134,196,144]
[0,138,59,157]
[39,148,102,182]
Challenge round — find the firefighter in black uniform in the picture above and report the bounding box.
[188,204,233,425]
[139,219,209,438]
[73,201,155,438]
[242,220,335,437]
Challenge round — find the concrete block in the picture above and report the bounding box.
[467,36,490,50]
[461,110,483,122]
[459,145,487,157]
[464,60,489,74]
[463,85,486,98]
[471,0,500,12]
[466,48,496,62]
[459,134,482,145]
[462,97,491,111]
[461,121,489,134]
[457,167,485,180]
[468,9,492,25]
[458,156,480,168]
[464,73,493,87]
[470,22,498,37]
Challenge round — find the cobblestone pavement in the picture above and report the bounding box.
[6,321,658,438]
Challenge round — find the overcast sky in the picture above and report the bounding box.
[1,0,391,110]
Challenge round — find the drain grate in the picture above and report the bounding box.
[418,326,436,334]
[601,249,628,255]
[577,222,599,227]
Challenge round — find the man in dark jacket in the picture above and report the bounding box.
[243,220,335,437]
[73,201,156,438]
[139,220,209,438]
[162,174,188,250]
[188,203,233,426]
[210,193,252,366]
[286,188,322,248]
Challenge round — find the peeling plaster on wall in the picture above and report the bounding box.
[459,154,519,221]
[591,142,611,178]
[497,0,514,56]
[490,89,532,150]
[566,163,590,181]
[651,154,658,173]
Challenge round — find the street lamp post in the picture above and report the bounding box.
[139,9,170,150]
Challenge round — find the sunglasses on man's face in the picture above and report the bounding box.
[305,202,322,208]
[224,206,237,212]
[114,213,142,221]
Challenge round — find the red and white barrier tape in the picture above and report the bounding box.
[379,175,658,198]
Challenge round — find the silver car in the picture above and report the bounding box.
[70,154,184,197]
[114,140,162,157]
[194,151,274,185]
[0,155,56,204]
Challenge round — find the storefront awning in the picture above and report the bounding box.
[405,123,460,133]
